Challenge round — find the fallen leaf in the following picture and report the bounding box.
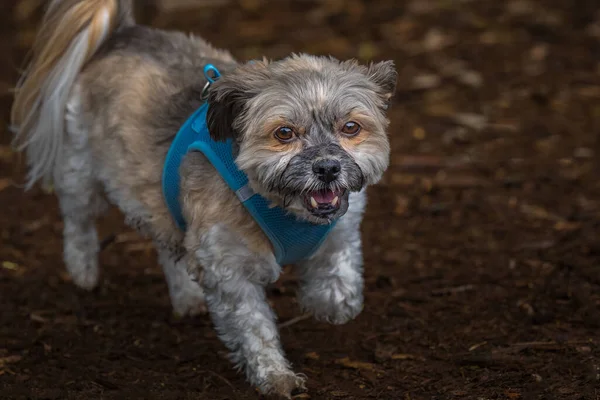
[411,73,442,90]
[394,195,410,216]
[575,346,591,353]
[358,42,379,60]
[391,353,418,360]
[577,86,600,98]
[456,70,483,88]
[422,28,453,52]
[1,261,19,270]
[30,313,48,323]
[530,44,549,61]
[442,127,469,145]
[329,391,350,398]
[0,355,22,368]
[573,147,594,159]
[519,204,564,222]
[453,113,488,131]
[412,127,426,140]
[553,221,580,231]
[336,357,378,371]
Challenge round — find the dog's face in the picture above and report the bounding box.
[207,54,397,224]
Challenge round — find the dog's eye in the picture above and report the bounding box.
[341,121,361,136]
[274,127,295,142]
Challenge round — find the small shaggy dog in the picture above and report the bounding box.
[11,0,397,397]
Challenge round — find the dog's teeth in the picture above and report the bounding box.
[310,196,318,208]
[332,196,339,206]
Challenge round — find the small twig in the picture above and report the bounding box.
[468,341,488,352]
[93,378,120,390]
[198,370,236,390]
[363,331,403,341]
[431,284,475,296]
[509,340,592,348]
[452,353,523,367]
[278,313,312,329]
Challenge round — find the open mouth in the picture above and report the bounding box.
[304,189,346,216]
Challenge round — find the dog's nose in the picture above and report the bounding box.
[312,159,341,183]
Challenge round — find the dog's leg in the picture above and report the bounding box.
[296,191,366,325]
[192,225,305,398]
[55,92,105,290]
[157,248,207,317]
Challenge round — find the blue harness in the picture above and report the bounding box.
[162,65,337,265]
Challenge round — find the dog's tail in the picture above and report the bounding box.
[10,0,134,190]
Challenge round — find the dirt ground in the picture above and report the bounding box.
[1,0,599,399]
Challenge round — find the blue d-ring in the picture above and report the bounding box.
[203,64,221,83]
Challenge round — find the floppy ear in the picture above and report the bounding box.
[206,80,246,142]
[366,60,398,110]
[206,61,270,142]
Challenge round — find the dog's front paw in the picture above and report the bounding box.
[170,284,207,317]
[260,372,307,399]
[299,278,363,325]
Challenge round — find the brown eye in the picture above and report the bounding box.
[274,126,295,142]
[341,121,361,136]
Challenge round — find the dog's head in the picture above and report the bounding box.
[206,54,397,224]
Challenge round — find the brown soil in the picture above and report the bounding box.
[1,1,599,399]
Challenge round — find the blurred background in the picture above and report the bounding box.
[1,0,599,399]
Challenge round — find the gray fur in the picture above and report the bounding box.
[16,3,397,397]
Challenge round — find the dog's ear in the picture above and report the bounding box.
[366,60,398,110]
[206,61,270,142]
[206,81,246,142]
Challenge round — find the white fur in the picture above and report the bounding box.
[296,190,366,324]
[157,248,207,316]
[15,8,113,190]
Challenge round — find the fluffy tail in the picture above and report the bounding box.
[10,0,134,189]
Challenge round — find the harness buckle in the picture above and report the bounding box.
[201,64,221,101]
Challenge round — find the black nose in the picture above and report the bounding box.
[312,159,341,183]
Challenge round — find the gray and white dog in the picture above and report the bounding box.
[11,0,397,397]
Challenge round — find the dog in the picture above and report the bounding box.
[11,0,397,397]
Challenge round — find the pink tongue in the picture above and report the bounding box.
[312,190,336,203]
